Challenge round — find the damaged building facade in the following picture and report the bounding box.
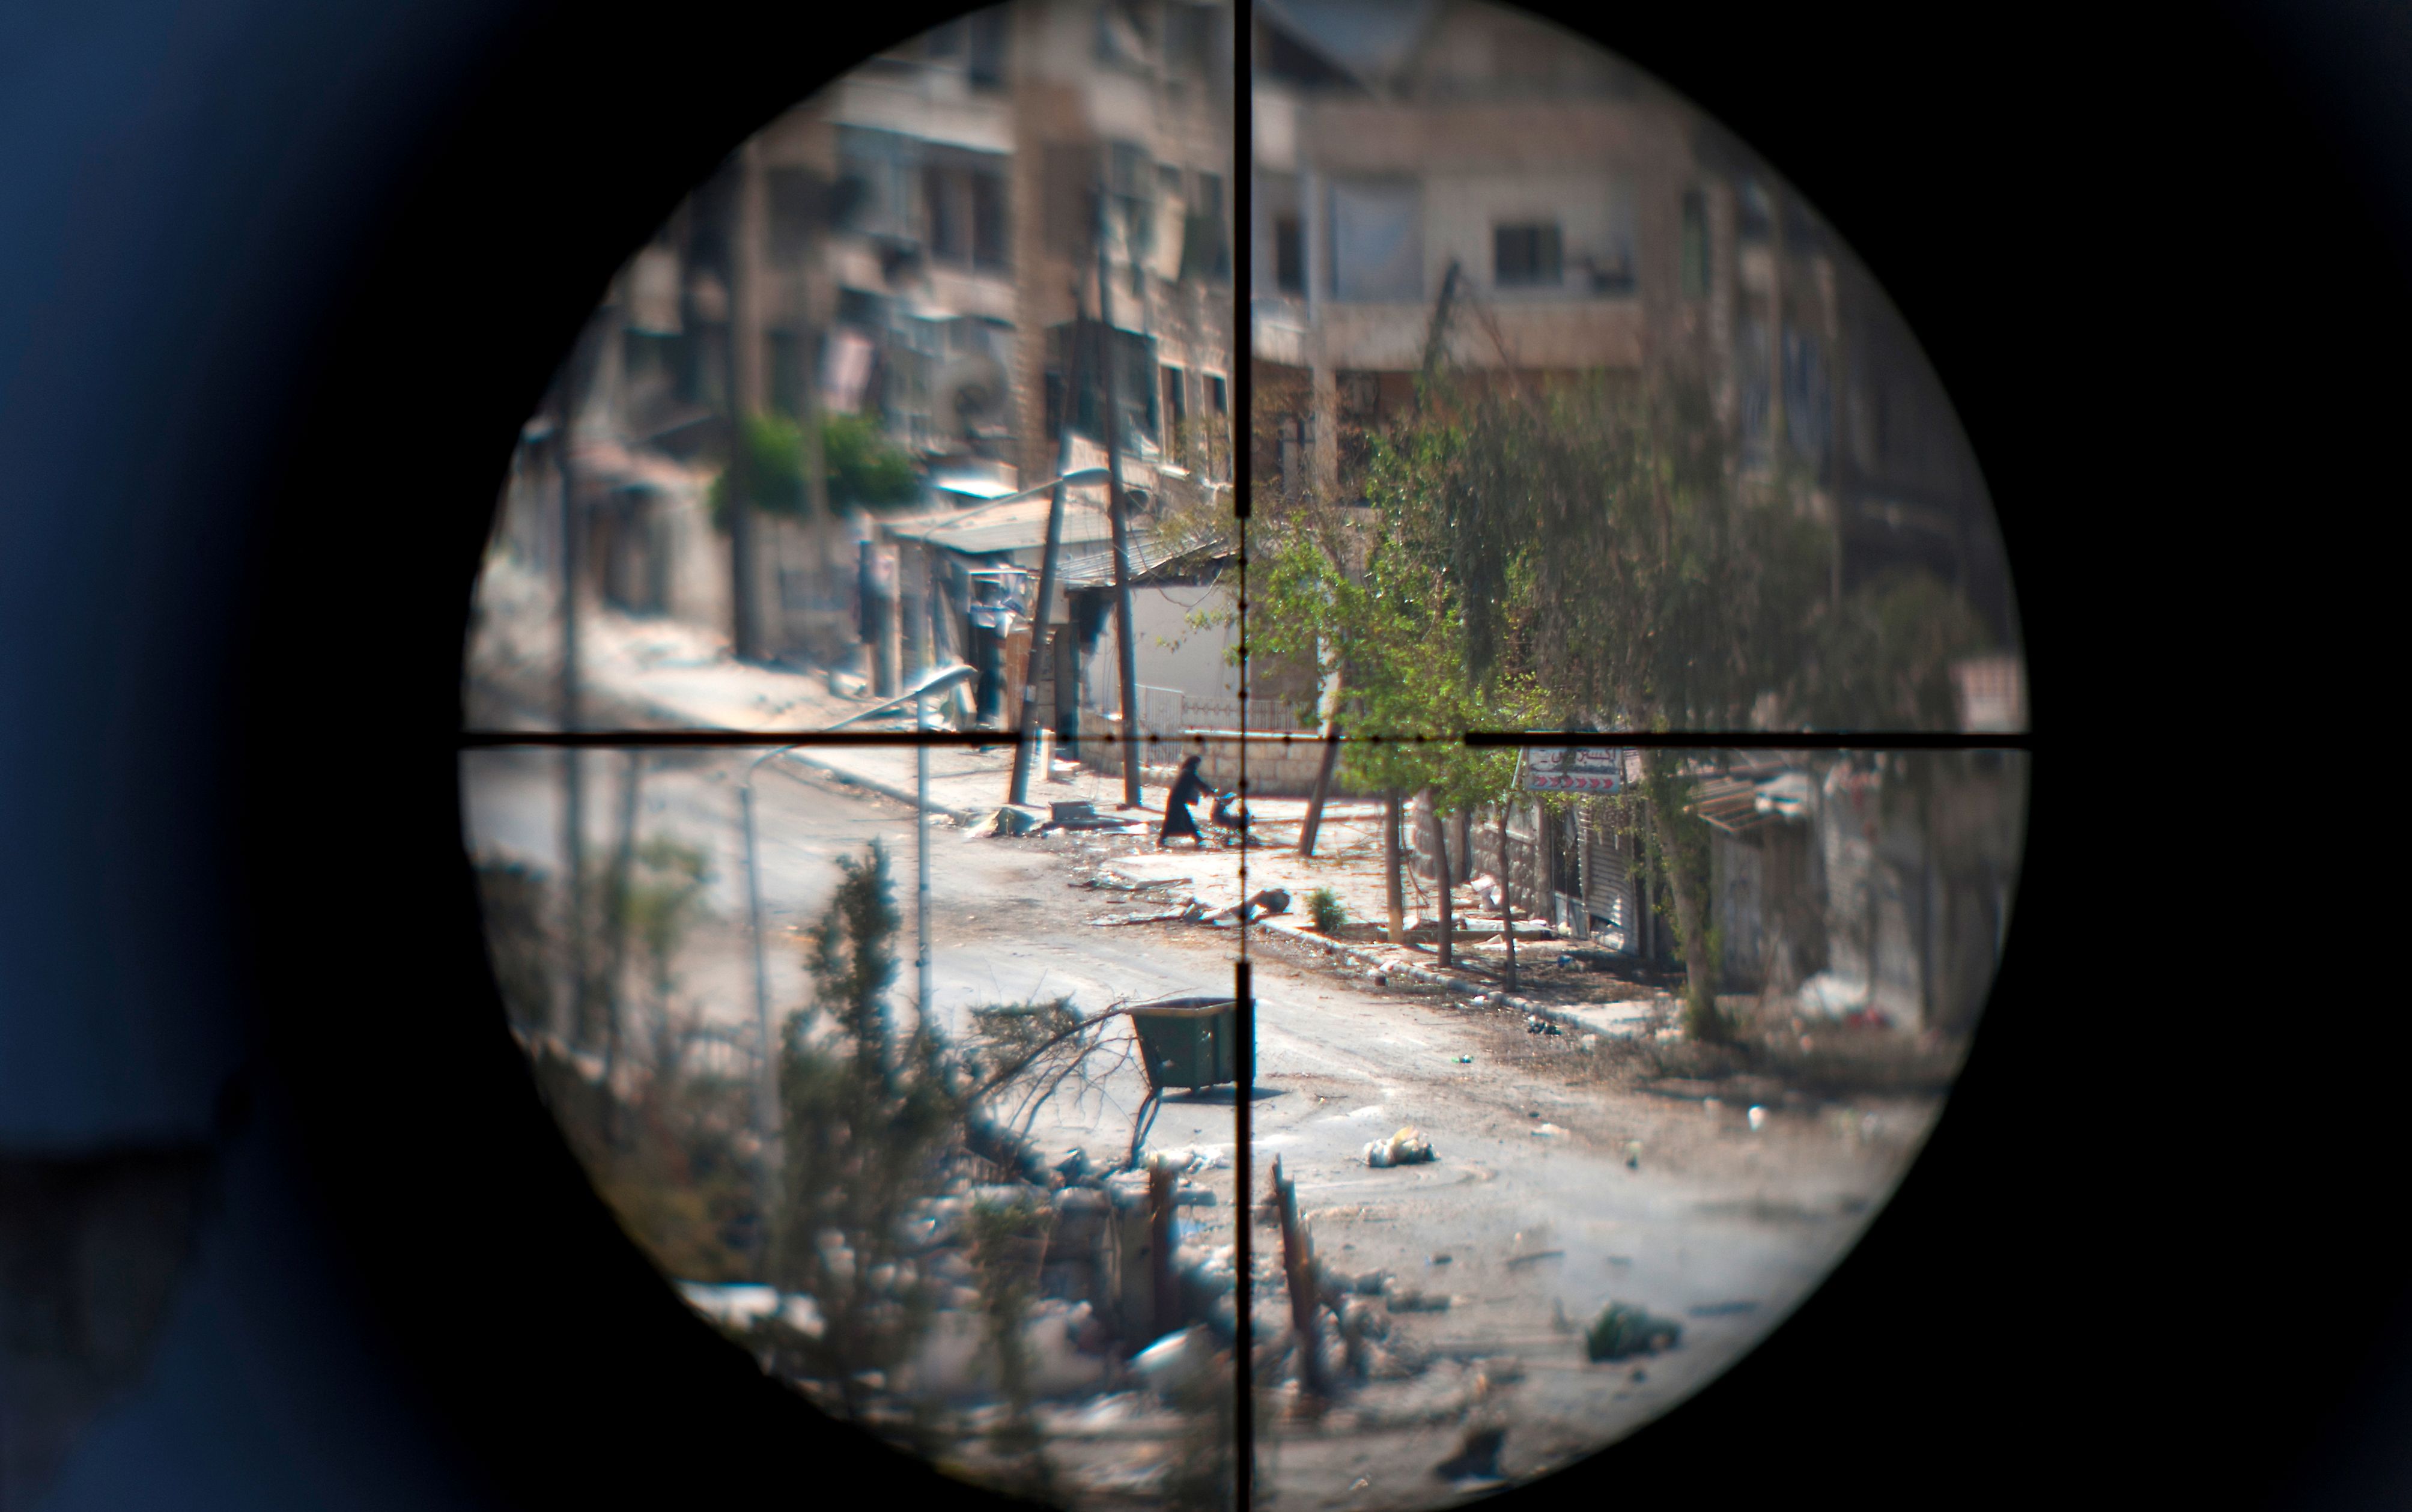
[1252,0,2020,1025]
[494,0,1237,687]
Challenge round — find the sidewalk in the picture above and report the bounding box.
[466,553,1176,824]
[466,559,1660,1036]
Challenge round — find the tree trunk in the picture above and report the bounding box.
[600,751,645,1145]
[1641,748,1722,1041]
[1433,801,1454,968]
[1385,789,1405,946]
[1498,806,1517,994]
[1296,723,1342,857]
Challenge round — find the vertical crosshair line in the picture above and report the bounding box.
[1230,3,1255,1506]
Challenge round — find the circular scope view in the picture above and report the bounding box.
[460,2,2025,1507]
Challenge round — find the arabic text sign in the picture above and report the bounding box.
[1516,746,1637,794]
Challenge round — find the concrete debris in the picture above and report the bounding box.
[1362,1126,1435,1168]
[1146,1144,1229,1174]
[1041,800,1140,833]
[1131,1325,1216,1397]
[1797,970,1869,1018]
[970,806,1045,839]
[910,1297,1112,1404]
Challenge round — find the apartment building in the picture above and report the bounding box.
[1248,0,2010,643]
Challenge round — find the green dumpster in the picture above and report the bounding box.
[1129,996,1241,1091]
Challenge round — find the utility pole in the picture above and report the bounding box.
[557,398,588,1048]
[1095,178,1145,808]
[739,774,780,1276]
[726,140,768,663]
[1007,254,1097,807]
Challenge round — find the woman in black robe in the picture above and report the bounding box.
[1158,754,1208,848]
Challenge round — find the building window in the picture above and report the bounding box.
[837,126,913,239]
[1274,215,1304,294]
[971,169,1009,272]
[966,5,1008,87]
[1736,176,1773,242]
[1329,178,1423,302]
[923,154,1010,273]
[923,163,964,263]
[1493,223,1563,287]
[1166,1,1213,76]
[1681,189,1710,299]
[1204,372,1229,478]
[1182,171,1230,282]
[1161,365,1187,463]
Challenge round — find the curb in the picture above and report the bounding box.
[1250,918,1664,1038]
[769,747,987,827]
[615,684,991,825]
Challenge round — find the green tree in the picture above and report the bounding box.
[1350,368,1993,1039]
[765,841,964,1413]
[712,412,920,527]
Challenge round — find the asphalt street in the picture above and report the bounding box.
[460,744,1940,1495]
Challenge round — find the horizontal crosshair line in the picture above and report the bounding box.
[458,727,2031,751]
[1461,730,2031,750]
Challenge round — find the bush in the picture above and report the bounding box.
[709,412,922,529]
[1307,887,1347,935]
[1584,1301,1682,1362]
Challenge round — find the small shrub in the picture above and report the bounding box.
[1585,1301,1681,1362]
[1307,887,1347,935]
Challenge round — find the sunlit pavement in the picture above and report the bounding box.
[463,735,1939,1493]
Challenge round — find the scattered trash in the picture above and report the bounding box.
[1529,1123,1564,1138]
[1504,1249,1566,1269]
[1797,970,1868,1018]
[1363,1126,1436,1168]
[1629,1367,1647,1383]
[1687,1301,1760,1318]
[1386,1286,1451,1313]
[1472,1356,1524,1389]
[971,806,1046,838]
[1584,1302,1683,1362]
[1349,1477,1371,1492]
[1453,1054,1474,1064]
[1432,1426,1507,1484]
[1131,1326,1215,1397]
[1429,1253,1453,1266]
[1526,1015,1562,1036]
[1747,1105,1767,1132]
[1623,1141,1642,1170]
[1053,1146,1092,1182]
[1041,799,1140,833]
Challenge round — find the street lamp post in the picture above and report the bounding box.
[1006,464,1110,807]
[734,658,974,1274]
[906,662,978,1019]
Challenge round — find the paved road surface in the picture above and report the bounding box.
[460,744,1940,1497]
